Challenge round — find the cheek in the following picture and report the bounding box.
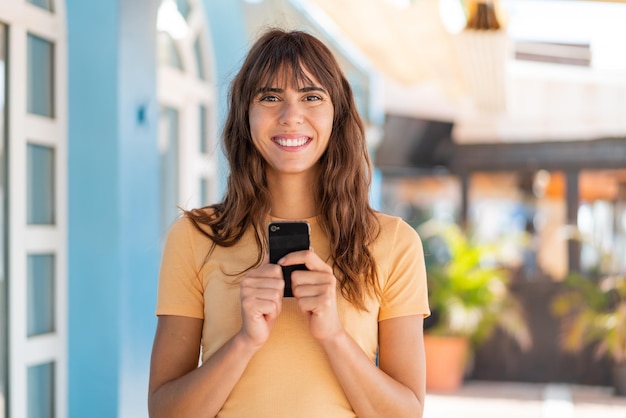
[248,110,258,131]
[313,106,334,127]
[249,106,275,131]
[248,113,265,142]
[323,113,335,136]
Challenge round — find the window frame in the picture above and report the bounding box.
[5,1,68,417]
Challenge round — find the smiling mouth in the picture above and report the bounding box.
[273,137,311,147]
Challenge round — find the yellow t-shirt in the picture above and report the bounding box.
[156,212,429,418]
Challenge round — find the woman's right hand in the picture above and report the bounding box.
[238,259,285,348]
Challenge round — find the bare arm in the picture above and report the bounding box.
[286,250,426,418]
[148,316,262,418]
[148,263,284,418]
[321,315,426,418]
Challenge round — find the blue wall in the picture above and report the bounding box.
[67,0,161,416]
[66,0,249,416]
[67,1,122,417]
[203,0,250,195]
[203,0,249,115]
[117,1,161,417]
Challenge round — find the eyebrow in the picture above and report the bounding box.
[256,86,328,94]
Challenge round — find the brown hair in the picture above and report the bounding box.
[186,28,380,310]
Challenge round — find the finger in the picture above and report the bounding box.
[290,268,336,288]
[292,282,332,298]
[240,281,284,310]
[278,249,332,273]
[240,263,285,305]
[240,277,285,296]
[241,297,282,320]
[296,295,331,314]
[244,263,283,281]
[241,284,283,300]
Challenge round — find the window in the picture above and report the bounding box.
[27,362,55,418]
[199,104,207,154]
[27,0,54,12]
[158,106,180,233]
[27,144,55,225]
[175,0,191,21]
[193,37,205,80]
[157,0,218,231]
[157,32,184,70]
[27,254,56,337]
[5,2,67,417]
[27,34,55,117]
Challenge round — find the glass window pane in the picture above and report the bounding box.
[27,34,54,117]
[27,0,54,12]
[194,37,205,80]
[27,362,55,418]
[27,144,55,225]
[157,32,183,70]
[200,178,208,207]
[176,0,191,20]
[199,105,207,154]
[159,107,179,234]
[27,254,55,337]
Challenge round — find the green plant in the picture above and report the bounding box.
[551,272,626,364]
[419,220,531,350]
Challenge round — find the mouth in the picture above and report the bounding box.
[272,136,312,148]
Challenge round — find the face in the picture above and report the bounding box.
[248,69,334,180]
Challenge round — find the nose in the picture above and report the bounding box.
[278,101,304,125]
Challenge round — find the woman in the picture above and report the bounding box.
[148,28,429,418]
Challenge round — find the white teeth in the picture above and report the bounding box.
[275,137,308,147]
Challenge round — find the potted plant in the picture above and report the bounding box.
[418,220,532,391]
[551,272,626,396]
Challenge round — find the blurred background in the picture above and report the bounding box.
[1,0,625,417]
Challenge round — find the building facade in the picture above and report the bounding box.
[0,1,381,417]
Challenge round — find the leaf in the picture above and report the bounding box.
[418,220,532,350]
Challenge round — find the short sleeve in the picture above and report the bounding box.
[155,217,205,319]
[378,219,430,322]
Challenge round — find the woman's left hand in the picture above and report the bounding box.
[278,249,343,342]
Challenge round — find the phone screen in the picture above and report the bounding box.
[268,221,310,297]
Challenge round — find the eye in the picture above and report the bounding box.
[259,94,280,102]
[303,94,322,102]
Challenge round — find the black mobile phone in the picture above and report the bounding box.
[268,221,310,297]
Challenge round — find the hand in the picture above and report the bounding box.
[238,258,284,349]
[279,249,343,342]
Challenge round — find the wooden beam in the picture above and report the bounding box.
[448,138,626,174]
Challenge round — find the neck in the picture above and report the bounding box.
[267,171,318,220]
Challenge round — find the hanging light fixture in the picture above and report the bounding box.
[452,0,511,111]
[157,0,189,40]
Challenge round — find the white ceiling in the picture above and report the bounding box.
[242,0,626,143]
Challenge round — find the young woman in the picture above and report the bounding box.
[148,28,429,418]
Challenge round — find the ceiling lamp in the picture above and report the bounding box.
[452,0,511,111]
